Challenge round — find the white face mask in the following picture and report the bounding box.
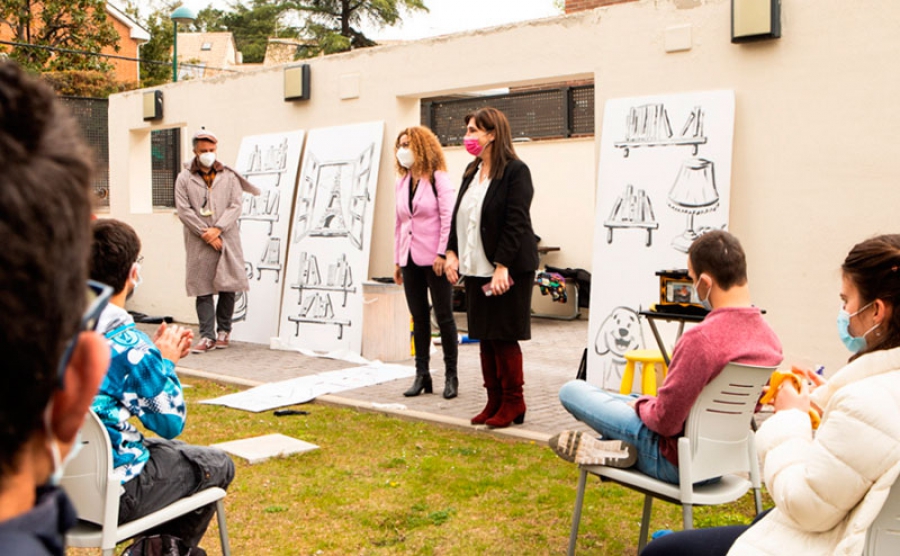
[198,152,216,168]
[396,147,414,169]
[126,262,142,301]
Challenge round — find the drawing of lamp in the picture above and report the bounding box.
[667,158,719,252]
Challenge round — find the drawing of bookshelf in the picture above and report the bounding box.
[614,104,707,157]
[287,294,351,340]
[256,237,283,281]
[603,184,658,247]
[287,252,356,339]
[240,188,280,235]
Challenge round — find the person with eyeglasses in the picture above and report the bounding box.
[174,129,260,353]
[88,219,235,550]
[0,61,112,555]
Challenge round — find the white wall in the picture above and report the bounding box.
[107,0,900,373]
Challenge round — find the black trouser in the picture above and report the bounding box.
[400,263,458,375]
[118,438,235,547]
[640,509,772,555]
[196,292,235,340]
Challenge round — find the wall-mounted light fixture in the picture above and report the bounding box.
[731,0,781,43]
[284,64,311,101]
[142,90,163,121]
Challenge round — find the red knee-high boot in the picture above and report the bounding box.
[485,342,526,428]
[471,346,503,425]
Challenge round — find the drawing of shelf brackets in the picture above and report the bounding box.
[287,292,351,339]
[257,237,283,282]
[615,104,707,157]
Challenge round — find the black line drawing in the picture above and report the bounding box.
[241,188,280,235]
[287,252,357,340]
[604,184,658,247]
[615,104,707,157]
[287,294,351,340]
[292,143,374,250]
[667,157,721,252]
[257,237,282,281]
[594,306,645,387]
[233,291,248,322]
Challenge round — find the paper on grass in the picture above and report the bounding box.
[212,434,318,465]
[200,363,416,412]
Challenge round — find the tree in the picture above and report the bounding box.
[220,0,300,64]
[289,0,428,56]
[0,0,120,71]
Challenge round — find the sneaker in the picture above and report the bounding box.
[215,331,230,349]
[548,430,637,468]
[191,337,216,354]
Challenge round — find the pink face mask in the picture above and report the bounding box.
[464,137,485,157]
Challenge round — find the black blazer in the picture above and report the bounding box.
[447,158,539,274]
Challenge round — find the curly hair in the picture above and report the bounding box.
[394,126,447,178]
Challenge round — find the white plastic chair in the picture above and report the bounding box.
[60,411,231,555]
[567,361,778,555]
[863,478,900,555]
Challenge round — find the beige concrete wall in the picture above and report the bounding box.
[107,0,900,373]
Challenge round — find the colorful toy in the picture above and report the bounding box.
[535,271,568,303]
[759,367,821,429]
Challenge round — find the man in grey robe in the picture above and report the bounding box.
[175,129,259,352]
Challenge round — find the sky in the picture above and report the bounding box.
[159,0,563,41]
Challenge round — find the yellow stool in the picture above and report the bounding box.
[620,349,669,396]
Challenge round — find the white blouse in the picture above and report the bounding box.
[456,165,495,278]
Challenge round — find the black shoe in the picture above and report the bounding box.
[403,375,433,397]
[443,375,458,399]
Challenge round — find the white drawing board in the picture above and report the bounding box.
[587,90,735,390]
[276,121,384,354]
[231,130,305,344]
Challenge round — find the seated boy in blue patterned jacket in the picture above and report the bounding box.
[89,219,235,549]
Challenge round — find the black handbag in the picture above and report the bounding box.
[122,535,207,556]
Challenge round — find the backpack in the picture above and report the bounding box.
[122,535,207,556]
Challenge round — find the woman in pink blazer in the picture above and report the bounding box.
[393,126,459,398]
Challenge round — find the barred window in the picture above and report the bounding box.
[422,84,594,146]
[60,97,109,206]
[152,129,181,208]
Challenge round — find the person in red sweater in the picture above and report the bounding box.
[551,231,783,484]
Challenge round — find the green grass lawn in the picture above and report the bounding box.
[70,379,767,555]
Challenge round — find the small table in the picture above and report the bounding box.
[639,309,707,366]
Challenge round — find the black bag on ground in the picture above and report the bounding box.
[122,535,206,556]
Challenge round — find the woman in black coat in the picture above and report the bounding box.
[444,107,539,428]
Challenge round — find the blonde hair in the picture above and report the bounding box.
[394,126,447,178]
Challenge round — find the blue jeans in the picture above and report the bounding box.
[558,380,680,484]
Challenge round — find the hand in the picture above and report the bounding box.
[772,373,811,415]
[432,257,444,277]
[210,237,223,251]
[201,227,221,243]
[444,252,460,285]
[177,328,194,359]
[394,265,403,286]
[155,324,191,364]
[489,264,511,296]
[152,322,167,344]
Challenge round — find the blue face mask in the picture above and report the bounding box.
[693,278,713,311]
[837,302,877,353]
